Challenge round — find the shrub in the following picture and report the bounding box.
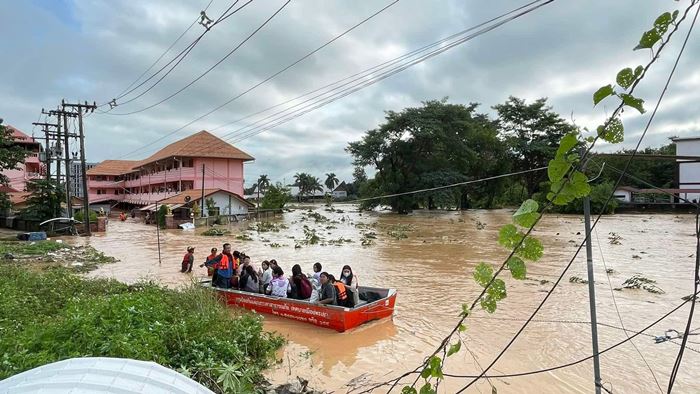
[73,209,98,222]
[0,266,283,392]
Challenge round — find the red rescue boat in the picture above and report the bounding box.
[202,280,397,332]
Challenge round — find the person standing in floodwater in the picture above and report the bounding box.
[180,247,195,273]
[200,247,217,277]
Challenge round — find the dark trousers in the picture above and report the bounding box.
[214,275,231,288]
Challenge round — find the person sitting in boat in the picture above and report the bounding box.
[269,259,279,270]
[180,247,195,273]
[259,260,272,293]
[205,243,233,288]
[289,264,313,300]
[339,265,359,307]
[312,262,322,283]
[199,247,218,277]
[317,272,337,306]
[329,274,351,307]
[267,266,290,298]
[239,265,260,293]
[228,250,240,288]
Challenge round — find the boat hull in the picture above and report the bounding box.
[203,281,397,332]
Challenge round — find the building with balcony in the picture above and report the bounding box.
[70,161,98,198]
[86,131,253,212]
[3,125,44,192]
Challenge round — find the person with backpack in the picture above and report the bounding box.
[289,264,312,300]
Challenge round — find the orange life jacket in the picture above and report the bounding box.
[333,282,347,301]
[218,254,230,270]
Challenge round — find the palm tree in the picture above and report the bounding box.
[257,174,270,193]
[304,176,324,199]
[324,173,339,192]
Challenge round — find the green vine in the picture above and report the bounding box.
[403,4,694,393]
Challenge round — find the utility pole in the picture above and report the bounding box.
[201,164,206,217]
[31,120,59,182]
[581,150,602,394]
[62,100,96,235]
[47,107,78,217]
[42,108,62,185]
[257,180,260,220]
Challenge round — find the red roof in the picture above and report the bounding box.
[87,131,253,176]
[5,125,38,145]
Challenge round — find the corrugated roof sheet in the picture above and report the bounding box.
[86,160,141,176]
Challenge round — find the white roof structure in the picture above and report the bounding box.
[0,357,214,394]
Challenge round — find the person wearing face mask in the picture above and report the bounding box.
[339,265,359,307]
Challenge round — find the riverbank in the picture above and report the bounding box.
[0,241,289,393]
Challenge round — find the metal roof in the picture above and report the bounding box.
[0,357,214,394]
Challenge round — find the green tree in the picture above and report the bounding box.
[260,183,291,210]
[156,204,168,229]
[347,99,510,213]
[594,143,676,188]
[21,179,66,221]
[324,173,339,191]
[256,174,270,193]
[494,97,577,195]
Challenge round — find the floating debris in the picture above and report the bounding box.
[608,232,623,245]
[619,274,665,294]
[569,276,589,284]
[476,220,486,230]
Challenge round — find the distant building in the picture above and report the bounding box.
[332,181,348,198]
[70,162,98,198]
[671,136,700,202]
[86,131,253,211]
[613,186,635,203]
[2,125,44,192]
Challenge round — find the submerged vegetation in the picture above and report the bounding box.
[0,265,283,393]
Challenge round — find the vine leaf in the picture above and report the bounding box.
[402,387,418,394]
[548,157,571,183]
[570,171,591,197]
[635,28,661,50]
[654,12,673,36]
[498,224,521,248]
[458,323,467,332]
[597,117,624,143]
[419,383,436,394]
[447,341,462,357]
[507,257,527,280]
[620,93,646,114]
[428,356,443,379]
[634,65,644,79]
[481,279,507,313]
[474,262,494,287]
[556,133,579,158]
[480,295,497,313]
[593,84,614,105]
[616,67,636,89]
[459,303,470,318]
[518,237,544,261]
[513,199,539,228]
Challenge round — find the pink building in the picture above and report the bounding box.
[3,125,44,192]
[86,131,253,208]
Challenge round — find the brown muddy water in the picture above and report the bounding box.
[73,206,699,393]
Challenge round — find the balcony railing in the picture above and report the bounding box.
[124,167,196,188]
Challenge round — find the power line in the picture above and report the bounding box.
[108,0,215,101]
[593,226,663,393]
[112,0,402,159]
[101,0,251,109]
[208,0,536,134]
[453,3,699,391]
[221,0,556,144]
[106,0,290,116]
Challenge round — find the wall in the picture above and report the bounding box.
[676,140,700,202]
[193,158,244,196]
[204,191,249,216]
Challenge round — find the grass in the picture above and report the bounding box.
[0,265,284,393]
[0,240,68,256]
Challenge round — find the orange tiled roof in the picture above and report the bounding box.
[86,160,141,176]
[6,125,38,144]
[159,188,253,207]
[139,130,253,167]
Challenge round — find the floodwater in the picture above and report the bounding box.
[76,206,700,393]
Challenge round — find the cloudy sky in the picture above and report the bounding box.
[1,0,698,185]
